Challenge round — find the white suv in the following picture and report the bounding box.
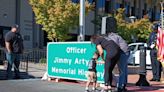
[127,42,151,65]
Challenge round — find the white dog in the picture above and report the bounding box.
[41,72,59,82]
[41,72,51,81]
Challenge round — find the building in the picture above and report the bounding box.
[0,0,44,49]
[104,0,162,21]
[0,0,163,49]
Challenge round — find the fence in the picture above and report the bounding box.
[0,48,47,73]
[25,49,47,63]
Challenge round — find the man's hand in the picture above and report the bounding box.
[100,61,105,64]
[97,60,105,65]
[5,42,11,53]
[150,44,155,49]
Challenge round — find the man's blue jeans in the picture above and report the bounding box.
[6,53,20,79]
[117,50,129,88]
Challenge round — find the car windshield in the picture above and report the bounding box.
[129,43,145,51]
[138,45,144,50]
[129,45,136,51]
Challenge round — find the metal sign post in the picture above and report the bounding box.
[78,0,85,41]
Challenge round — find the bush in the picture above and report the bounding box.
[39,58,47,64]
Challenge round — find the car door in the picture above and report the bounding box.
[128,44,138,65]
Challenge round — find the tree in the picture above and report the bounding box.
[128,19,152,42]
[115,8,131,42]
[115,8,153,43]
[29,0,92,41]
[92,8,153,43]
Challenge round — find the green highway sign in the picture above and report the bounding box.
[47,42,104,83]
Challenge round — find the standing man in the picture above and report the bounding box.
[5,25,24,79]
[105,17,129,92]
[148,23,162,82]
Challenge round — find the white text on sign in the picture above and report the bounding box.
[66,47,86,54]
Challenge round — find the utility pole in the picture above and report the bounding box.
[92,0,98,34]
[78,0,85,41]
[122,0,125,8]
[105,0,110,13]
[95,0,98,34]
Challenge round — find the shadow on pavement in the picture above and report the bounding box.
[0,69,38,80]
[127,83,164,92]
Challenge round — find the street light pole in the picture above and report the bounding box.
[94,0,98,34]
[122,0,125,8]
[78,0,85,41]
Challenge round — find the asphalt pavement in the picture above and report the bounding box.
[0,63,164,92]
[0,79,86,92]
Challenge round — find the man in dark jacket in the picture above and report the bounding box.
[148,23,162,82]
[5,25,24,79]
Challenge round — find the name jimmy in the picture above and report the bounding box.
[54,57,89,66]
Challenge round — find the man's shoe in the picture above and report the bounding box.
[85,89,89,92]
[14,76,20,79]
[115,87,121,92]
[92,88,98,92]
[150,78,156,81]
[122,87,127,92]
[115,87,127,92]
[101,89,109,92]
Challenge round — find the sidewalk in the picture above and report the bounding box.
[127,71,164,92]
[27,63,46,78]
[0,62,46,79]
